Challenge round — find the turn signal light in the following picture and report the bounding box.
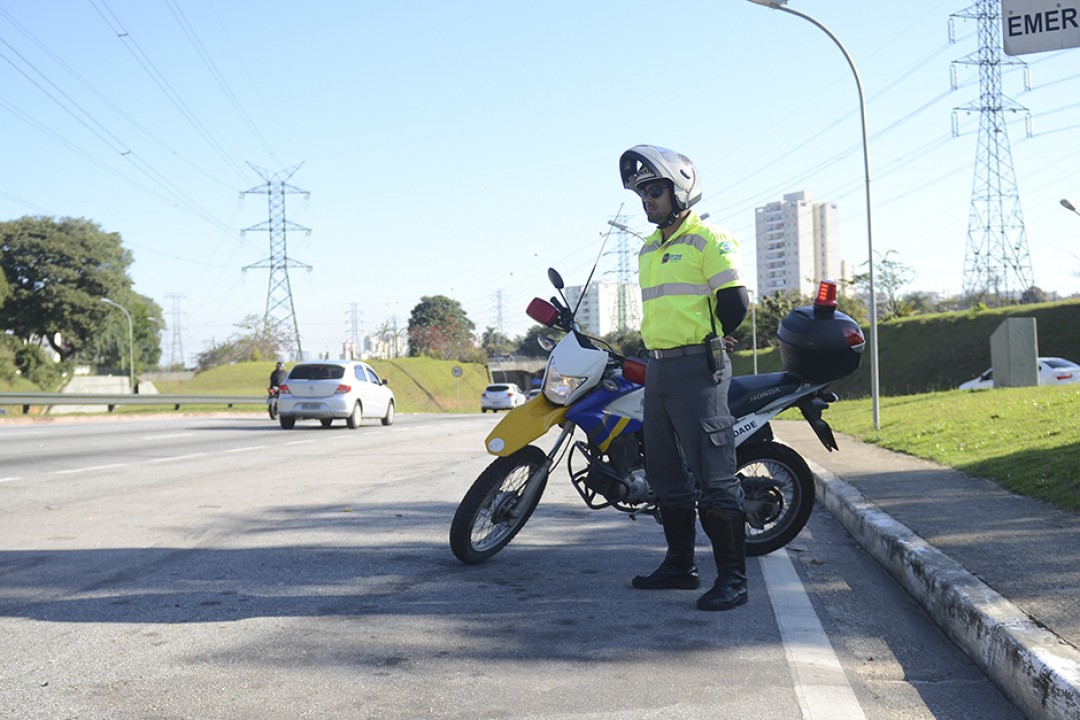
[527,297,559,327]
[623,357,647,384]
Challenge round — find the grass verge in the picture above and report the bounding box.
[816,385,1080,512]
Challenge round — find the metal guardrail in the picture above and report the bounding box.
[0,392,264,414]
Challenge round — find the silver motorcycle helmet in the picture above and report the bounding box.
[619,144,702,211]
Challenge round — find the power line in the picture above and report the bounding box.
[88,0,251,183]
[164,0,279,164]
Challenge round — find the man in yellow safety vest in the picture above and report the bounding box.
[619,144,750,611]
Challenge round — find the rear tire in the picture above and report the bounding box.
[738,441,815,557]
[268,397,279,420]
[450,446,548,564]
[381,400,395,426]
[346,401,362,429]
[279,416,296,430]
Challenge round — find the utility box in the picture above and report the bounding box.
[990,318,1038,388]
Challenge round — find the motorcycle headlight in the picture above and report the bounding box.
[543,362,588,405]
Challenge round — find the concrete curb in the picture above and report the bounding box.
[807,459,1080,720]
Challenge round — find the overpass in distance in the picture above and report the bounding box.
[487,355,547,390]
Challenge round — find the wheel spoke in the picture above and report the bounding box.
[470,466,532,551]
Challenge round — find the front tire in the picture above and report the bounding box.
[381,400,395,426]
[450,446,548,564]
[268,398,279,420]
[738,441,815,557]
[279,416,296,430]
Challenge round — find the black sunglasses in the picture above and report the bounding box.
[640,184,667,199]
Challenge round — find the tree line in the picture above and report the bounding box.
[2,216,1055,390]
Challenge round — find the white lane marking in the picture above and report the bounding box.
[0,430,47,439]
[0,477,19,483]
[760,548,867,720]
[142,432,196,440]
[149,453,210,463]
[285,439,316,445]
[225,445,267,453]
[53,463,129,475]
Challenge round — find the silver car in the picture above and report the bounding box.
[278,360,395,429]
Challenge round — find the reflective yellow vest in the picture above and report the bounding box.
[638,211,743,349]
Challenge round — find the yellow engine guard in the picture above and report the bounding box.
[485,396,568,457]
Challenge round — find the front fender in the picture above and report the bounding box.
[485,397,569,457]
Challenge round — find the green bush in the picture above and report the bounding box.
[733,298,1080,398]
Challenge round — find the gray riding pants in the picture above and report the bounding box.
[643,350,743,514]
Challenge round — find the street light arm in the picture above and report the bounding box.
[1061,198,1079,215]
[607,220,646,241]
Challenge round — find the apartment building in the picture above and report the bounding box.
[563,281,642,337]
[755,191,845,297]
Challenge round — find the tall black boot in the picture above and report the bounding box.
[632,505,700,589]
[697,509,748,611]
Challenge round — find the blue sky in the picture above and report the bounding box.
[3,1,1079,365]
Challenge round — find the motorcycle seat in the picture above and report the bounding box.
[728,371,805,417]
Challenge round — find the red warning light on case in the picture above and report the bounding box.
[814,281,838,308]
[813,281,838,318]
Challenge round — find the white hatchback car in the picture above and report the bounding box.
[278,360,395,429]
[958,357,1080,390]
[480,383,526,412]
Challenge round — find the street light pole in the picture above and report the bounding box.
[746,0,880,428]
[101,298,135,393]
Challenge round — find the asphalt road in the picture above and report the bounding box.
[0,414,1024,719]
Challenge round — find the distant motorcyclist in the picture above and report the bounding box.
[269,362,287,390]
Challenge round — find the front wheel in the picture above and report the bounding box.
[267,397,279,420]
[381,400,395,426]
[450,446,549,564]
[738,441,815,557]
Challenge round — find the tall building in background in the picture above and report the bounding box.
[755,191,844,297]
[564,282,641,337]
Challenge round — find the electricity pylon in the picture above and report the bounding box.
[166,293,185,369]
[607,214,640,332]
[951,0,1035,304]
[241,162,311,359]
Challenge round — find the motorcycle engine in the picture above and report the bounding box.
[582,433,651,504]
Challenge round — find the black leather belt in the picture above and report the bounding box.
[647,345,707,360]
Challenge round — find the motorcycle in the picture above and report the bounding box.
[449,268,865,564]
[267,387,280,420]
